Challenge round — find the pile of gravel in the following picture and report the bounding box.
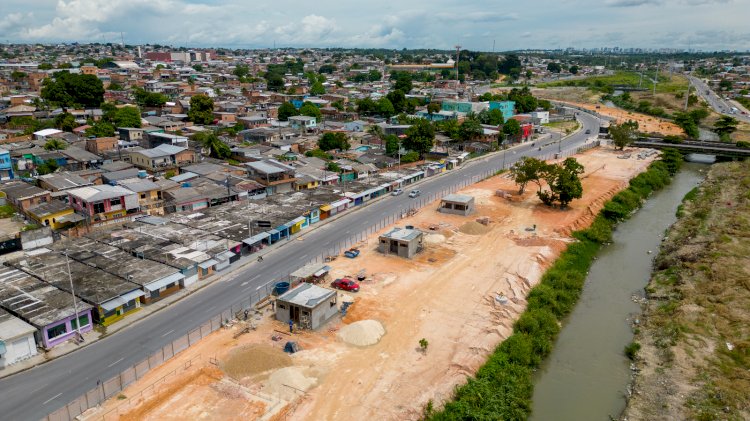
[337,319,386,347]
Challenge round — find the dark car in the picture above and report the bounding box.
[331,278,360,292]
[585,129,591,134]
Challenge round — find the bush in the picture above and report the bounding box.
[624,341,641,360]
[736,141,750,148]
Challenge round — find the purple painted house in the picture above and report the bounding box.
[0,268,93,349]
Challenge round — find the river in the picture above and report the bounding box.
[530,161,708,421]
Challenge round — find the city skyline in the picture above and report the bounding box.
[1,0,748,51]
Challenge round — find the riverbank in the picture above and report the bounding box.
[622,161,750,421]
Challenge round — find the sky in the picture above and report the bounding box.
[0,0,748,51]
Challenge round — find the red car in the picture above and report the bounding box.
[331,278,360,292]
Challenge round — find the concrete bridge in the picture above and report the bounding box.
[632,138,750,159]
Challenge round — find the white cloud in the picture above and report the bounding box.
[0,0,748,50]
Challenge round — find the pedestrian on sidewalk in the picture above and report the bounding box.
[289,319,294,333]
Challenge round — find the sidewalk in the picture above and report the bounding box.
[0,119,588,379]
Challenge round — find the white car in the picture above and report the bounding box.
[392,188,404,196]
[408,190,421,198]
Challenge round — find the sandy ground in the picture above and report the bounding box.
[560,101,683,136]
[0,217,23,237]
[89,147,656,421]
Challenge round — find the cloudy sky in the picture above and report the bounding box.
[1,0,748,51]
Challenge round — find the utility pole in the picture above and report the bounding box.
[653,64,659,97]
[455,45,461,100]
[64,251,82,338]
[684,77,691,111]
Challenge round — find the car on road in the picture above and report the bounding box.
[331,278,360,292]
[392,188,404,196]
[408,190,421,198]
[585,129,591,134]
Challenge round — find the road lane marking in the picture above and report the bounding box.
[206,306,216,312]
[240,281,248,286]
[31,385,45,394]
[107,358,124,368]
[301,254,308,259]
[43,393,62,405]
[256,285,263,290]
[161,329,175,338]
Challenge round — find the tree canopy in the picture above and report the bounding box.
[113,106,142,128]
[609,120,639,150]
[310,82,326,96]
[278,102,300,121]
[194,131,231,159]
[713,116,738,138]
[318,132,350,151]
[510,157,546,194]
[44,139,67,151]
[299,102,322,120]
[41,72,104,108]
[188,95,215,125]
[133,87,168,107]
[538,158,585,208]
[85,121,115,138]
[403,119,435,156]
[502,119,521,139]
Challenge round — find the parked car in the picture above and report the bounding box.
[331,278,360,292]
[585,129,591,134]
[408,190,421,198]
[344,248,360,258]
[392,188,404,196]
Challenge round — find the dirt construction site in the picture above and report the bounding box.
[86,146,657,421]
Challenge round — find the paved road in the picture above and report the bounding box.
[688,75,750,124]
[0,112,600,421]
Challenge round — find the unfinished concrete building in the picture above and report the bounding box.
[275,283,338,330]
[378,227,424,259]
[439,194,475,216]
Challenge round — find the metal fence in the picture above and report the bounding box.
[42,141,601,421]
[42,279,277,421]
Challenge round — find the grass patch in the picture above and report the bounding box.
[625,341,641,360]
[0,204,15,218]
[428,156,679,420]
[538,71,687,94]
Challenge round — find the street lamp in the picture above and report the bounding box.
[64,251,82,340]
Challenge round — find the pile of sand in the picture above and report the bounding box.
[221,343,292,380]
[266,367,317,400]
[424,233,446,244]
[459,221,491,235]
[337,319,386,346]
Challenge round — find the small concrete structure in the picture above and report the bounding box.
[0,308,38,367]
[378,227,424,259]
[439,194,475,216]
[275,283,338,330]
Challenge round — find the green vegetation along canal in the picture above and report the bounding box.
[530,161,707,421]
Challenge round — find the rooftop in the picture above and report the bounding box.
[0,267,92,328]
[381,227,423,242]
[9,250,141,306]
[67,184,134,202]
[441,194,474,204]
[0,308,36,341]
[277,283,335,308]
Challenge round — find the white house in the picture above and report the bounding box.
[0,309,38,367]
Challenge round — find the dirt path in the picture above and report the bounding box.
[89,147,656,421]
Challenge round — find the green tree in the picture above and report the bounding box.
[299,102,322,120]
[44,138,67,151]
[188,95,215,125]
[538,158,585,208]
[368,69,382,82]
[569,65,579,75]
[459,119,483,142]
[318,132,350,151]
[10,71,27,81]
[510,157,546,195]
[41,72,104,108]
[194,131,231,159]
[478,109,505,125]
[85,121,115,138]
[394,73,413,93]
[546,62,562,73]
[113,106,142,128]
[233,63,249,79]
[278,102,299,121]
[673,112,700,138]
[36,159,59,175]
[386,90,408,114]
[375,97,396,117]
[403,119,435,156]
[718,79,733,91]
[133,88,168,107]
[609,120,639,150]
[54,112,77,132]
[503,119,521,139]
[38,63,53,70]
[310,82,326,96]
[660,148,683,176]
[385,134,400,156]
[713,116,738,137]
[266,73,284,91]
[427,102,441,116]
